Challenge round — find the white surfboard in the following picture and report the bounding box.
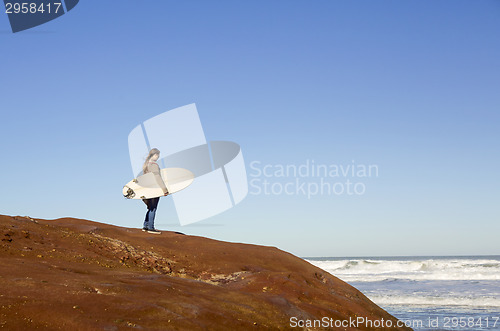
[123,167,194,200]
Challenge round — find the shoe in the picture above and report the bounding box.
[142,227,147,232]
[147,229,161,234]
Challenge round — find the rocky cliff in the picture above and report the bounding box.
[0,215,410,330]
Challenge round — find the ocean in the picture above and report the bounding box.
[306,256,500,331]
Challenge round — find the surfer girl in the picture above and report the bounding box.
[142,148,169,234]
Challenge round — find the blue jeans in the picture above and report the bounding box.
[143,197,160,230]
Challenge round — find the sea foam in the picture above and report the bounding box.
[307,258,500,282]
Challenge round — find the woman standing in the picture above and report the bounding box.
[142,148,169,234]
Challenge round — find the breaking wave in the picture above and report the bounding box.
[306,257,500,282]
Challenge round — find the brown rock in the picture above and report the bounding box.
[0,214,411,330]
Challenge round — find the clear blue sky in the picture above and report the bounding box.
[1,1,499,257]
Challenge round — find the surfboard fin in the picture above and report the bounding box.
[123,187,136,199]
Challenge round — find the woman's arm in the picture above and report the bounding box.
[149,163,169,195]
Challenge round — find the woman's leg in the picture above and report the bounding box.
[147,197,160,230]
[143,199,151,229]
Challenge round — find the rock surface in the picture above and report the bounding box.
[0,215,411,330]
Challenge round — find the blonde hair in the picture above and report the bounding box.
[142,148,160,174]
